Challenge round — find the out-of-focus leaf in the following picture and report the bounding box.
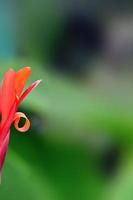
[0,149,57,200]
[104,152,133,200]
[0,130,105,200]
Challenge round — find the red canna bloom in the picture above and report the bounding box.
[0,67,41,176]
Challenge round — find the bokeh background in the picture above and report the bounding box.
[0,1,133,200]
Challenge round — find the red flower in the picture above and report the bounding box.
[0,67,41,175]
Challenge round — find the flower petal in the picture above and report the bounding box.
[14,112,30,132]
[0,132,9,173]
[15,67,31,96]
[19,80,42,104]
[1,69,16,125]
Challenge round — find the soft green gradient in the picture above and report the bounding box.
[0,61,132,199]
[0,3,133,199]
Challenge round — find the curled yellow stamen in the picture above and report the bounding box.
[14,112,30,132]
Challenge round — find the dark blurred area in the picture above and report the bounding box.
[1,1,133,200]
[51,13,104,75]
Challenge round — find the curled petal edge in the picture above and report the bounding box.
[14,112,30,132]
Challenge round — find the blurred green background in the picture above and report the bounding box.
[1,1,133,200]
